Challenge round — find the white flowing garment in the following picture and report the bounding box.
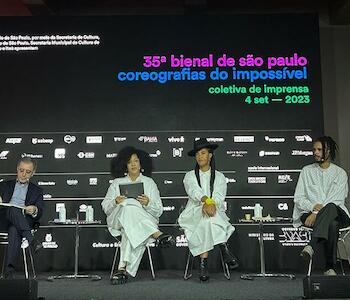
[293,163,350,227]
[178,169,235,257]
[102,174,163,277]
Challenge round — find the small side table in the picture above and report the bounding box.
[47,213,102,281]
[240,218,295,280]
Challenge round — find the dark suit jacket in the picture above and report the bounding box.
[0,179,44,221]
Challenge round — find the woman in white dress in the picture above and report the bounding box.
[178,138,238,282]
[102,146,174,284]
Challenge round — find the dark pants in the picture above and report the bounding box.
[300,203,350,269]
[0,207,34,272]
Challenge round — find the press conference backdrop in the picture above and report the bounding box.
[0,14,322,272]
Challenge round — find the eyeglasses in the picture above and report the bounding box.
[18,168,33,175]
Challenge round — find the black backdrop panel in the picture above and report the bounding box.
[0,14,322,272]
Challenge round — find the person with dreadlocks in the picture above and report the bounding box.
[178,138,238,282]
[102,146,174,284]
[293,136,350,276]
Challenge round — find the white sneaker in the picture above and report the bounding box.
[324,269,337,276]
[21,238,29,249]
[300,245,314,260]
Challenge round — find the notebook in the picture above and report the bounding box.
[119,182,144,199]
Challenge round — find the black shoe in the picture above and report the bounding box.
[3,270,15,280]
[219,243,239,270]
[156,233,175,248]
[30,239,43,254]
[199,257,209,282]
[111,270,128,285]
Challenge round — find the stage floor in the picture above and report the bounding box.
[26,270,348,300]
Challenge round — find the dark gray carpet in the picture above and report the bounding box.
[34,270,309,300]
[25,270,350,300]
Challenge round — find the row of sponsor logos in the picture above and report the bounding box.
[29,174,291,188]
[0,148,313,160]
[2,134,313,145]
[40,228,311,249]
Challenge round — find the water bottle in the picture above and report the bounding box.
[59,205,66,222]
[254,203,263,218]
[86,205,94,222]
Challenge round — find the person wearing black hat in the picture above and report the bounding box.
[178,138,239,282]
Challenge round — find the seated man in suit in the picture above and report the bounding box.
[0,157,44,279]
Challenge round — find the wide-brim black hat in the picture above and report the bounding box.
[188,138,218,157]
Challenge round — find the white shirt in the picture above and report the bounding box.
[293,163,350,227]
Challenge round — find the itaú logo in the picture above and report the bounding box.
[138,136,158,143]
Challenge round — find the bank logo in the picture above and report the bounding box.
[259,150,280,157]
[43,194,52,199]
[5,138,22,144]
[64,135,76,144]
[86,136,102,144]
[291,150,313,156]
[279,227,310,247]
[77,152,95,159]
[0,151,9,160]
[138,136,158,143]
[295,135,312,142]
[172,147,183,158]
[106,153,117,158]
[278,174,293,184]
[264,136,285,143]
[248,177,266,184]
[164,180,173,184]
[32,138,54,144]
[234,136,254,143]
[54,148,66,159]
[168,136,185,143]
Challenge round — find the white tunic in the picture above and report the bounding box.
[102,174,163,277]
[178,169,235,257]
[293,163,350,227]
